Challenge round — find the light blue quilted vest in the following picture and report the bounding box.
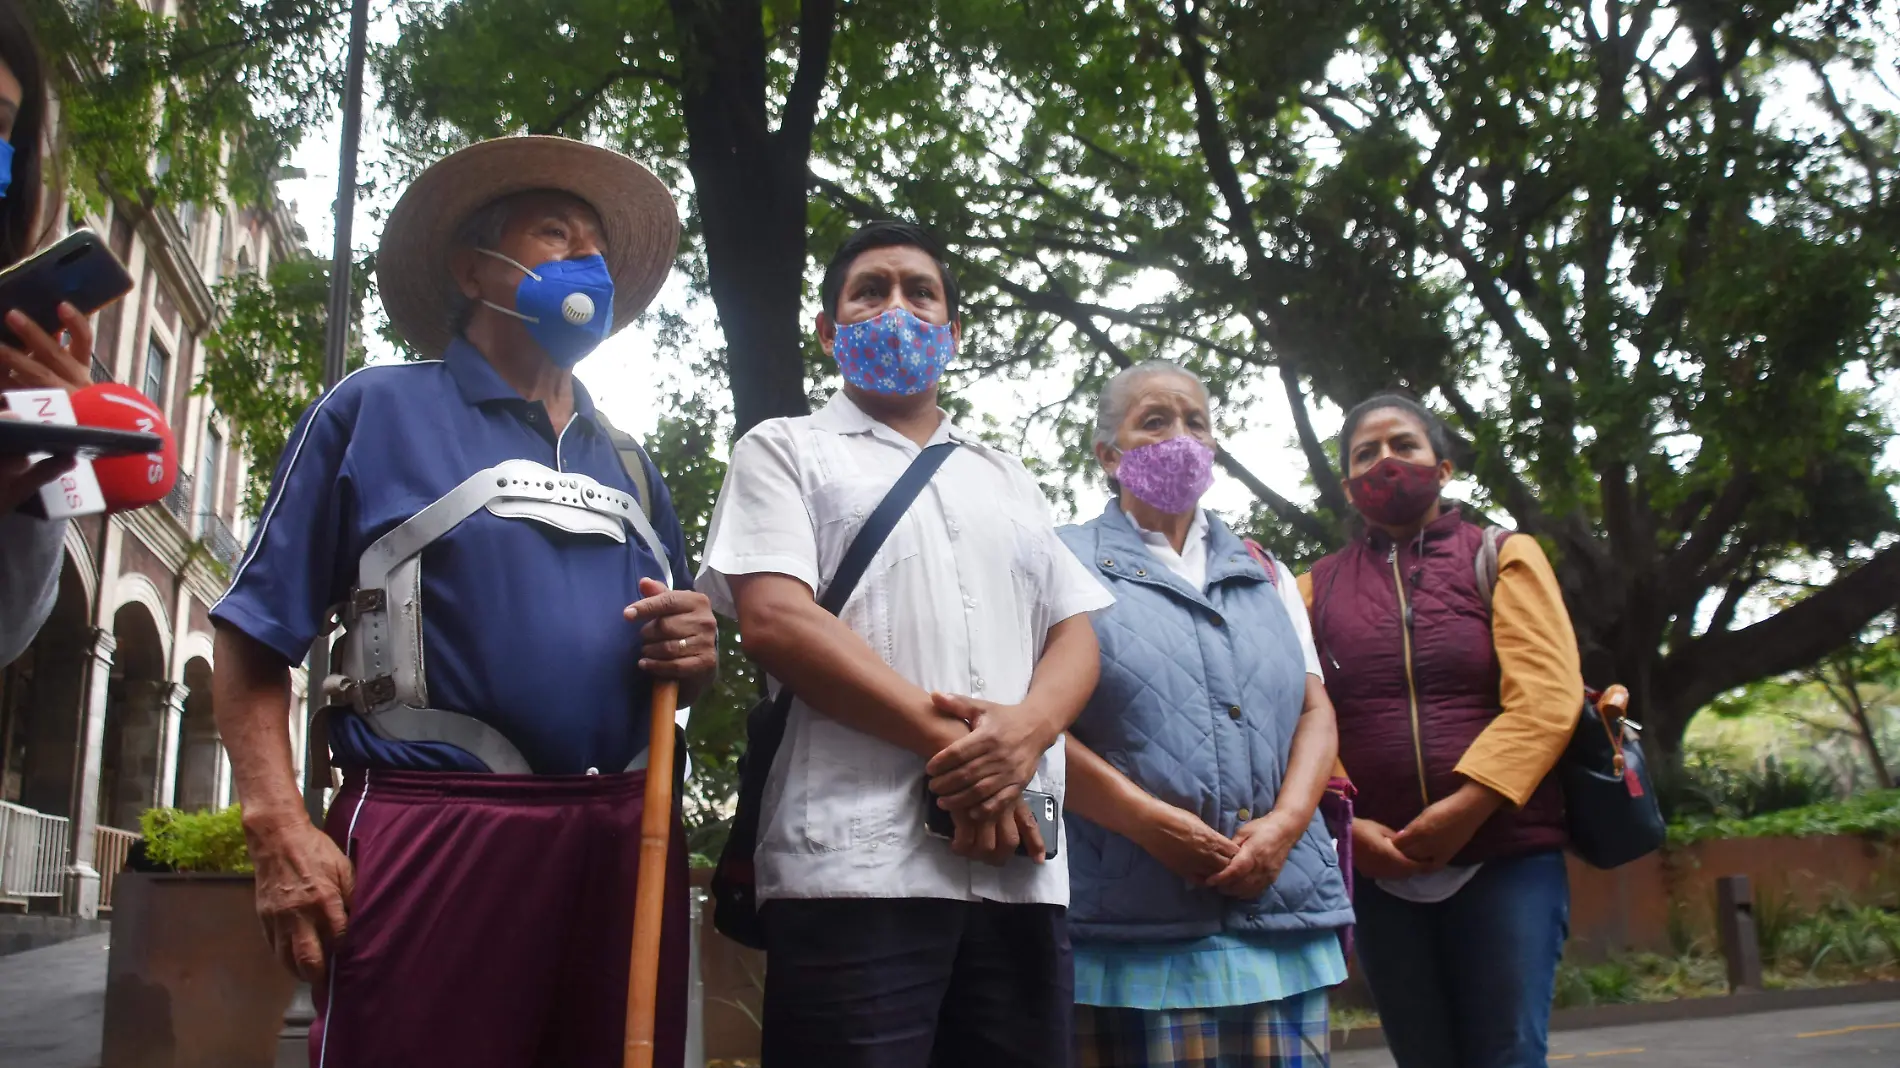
[1059,502,1353,943]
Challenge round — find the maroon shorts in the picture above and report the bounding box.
[310,769,689,1068]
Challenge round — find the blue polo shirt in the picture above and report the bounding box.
[210,338,692,774]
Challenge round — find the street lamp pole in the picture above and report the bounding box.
[282,0,371,1058]
[302,0,371,824]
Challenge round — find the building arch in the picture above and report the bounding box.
[105,574,171,672]
[179,630,215,672]
[61,525,98,607]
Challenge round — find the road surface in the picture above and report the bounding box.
[0,933,107,1068]
[1333,998,1900,1067]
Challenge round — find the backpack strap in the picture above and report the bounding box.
[1242,538,1281,589]
[593,410,656,524]
[1473,524,1512,614]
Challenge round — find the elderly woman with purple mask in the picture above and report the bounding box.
[1058,361,1352,1068]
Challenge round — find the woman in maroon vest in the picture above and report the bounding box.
[1299,393,1582,1068]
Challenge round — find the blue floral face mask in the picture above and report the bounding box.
[0,140,14,200]
[831,306,956,396]
[478,248,615,368]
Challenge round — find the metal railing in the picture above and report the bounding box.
[94,825,140,913]
[90,356,113,384]
[0,801,71,901]
[163,471,195,525]
[200,512,243,570]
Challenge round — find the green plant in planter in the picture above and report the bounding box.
[138,805,253,874]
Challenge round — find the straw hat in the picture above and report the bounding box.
[376,136,680,356]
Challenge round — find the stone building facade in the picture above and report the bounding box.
[0,178,310,917]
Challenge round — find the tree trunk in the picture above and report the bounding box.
[669,0,837,438]
[1831,662,1895,791]
[695,155,814,436]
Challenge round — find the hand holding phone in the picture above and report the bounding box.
[0,230,132,351]
[0,301,94,394]
[924,783,1060,862]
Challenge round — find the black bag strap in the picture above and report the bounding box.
[816,441,959,615]
[765,441,960,715]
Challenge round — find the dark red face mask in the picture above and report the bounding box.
[1347,456,1443,527]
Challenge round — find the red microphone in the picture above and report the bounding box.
[69,382,177,513]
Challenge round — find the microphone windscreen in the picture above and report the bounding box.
[70,383,177,512]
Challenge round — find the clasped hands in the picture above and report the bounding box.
[1132,799,1309,900]
[922,692,1057,867]
[1352,780,1506,880]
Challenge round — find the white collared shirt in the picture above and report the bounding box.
[698,393,1114,905]
[1123,507,1323,677]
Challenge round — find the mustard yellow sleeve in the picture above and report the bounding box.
[1454,534,1583,807]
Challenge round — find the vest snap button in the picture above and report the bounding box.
[1211,615,1225,626]
[1228,704,1242,720]
[1135,568,1147,577]
[1103,558,1115,568]
[1237,808,1252,821]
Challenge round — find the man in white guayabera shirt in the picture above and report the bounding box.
[697,220,1114,1067]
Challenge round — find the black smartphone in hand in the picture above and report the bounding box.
[924,784,1061,860]
[0,229,135,347]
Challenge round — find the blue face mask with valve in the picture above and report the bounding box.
[478,248,615,368]
[0,140,14,200]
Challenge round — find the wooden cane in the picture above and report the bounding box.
[623,679,680,1068]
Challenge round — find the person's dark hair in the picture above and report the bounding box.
[0,0,48,269]
[1336,391,1454,474]
[818,220,960,323]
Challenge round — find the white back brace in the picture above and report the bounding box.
[326,458,670,773]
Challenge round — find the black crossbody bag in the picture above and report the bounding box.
[711,442,960,950]
[1476,526,1665,869]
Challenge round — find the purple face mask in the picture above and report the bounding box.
[1115,435,1216,515]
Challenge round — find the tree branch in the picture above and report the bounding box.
[778,0,838,146]
[528,65,680,136]
[1660,544,1900,714]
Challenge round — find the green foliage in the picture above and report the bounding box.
[1659,755,1842,824]
[1667,788,1900,847]
[138,805,253,874]
[199,254,374,516]
[637,389,757,863]
[62,0,1900,832]
[34,0,348,212]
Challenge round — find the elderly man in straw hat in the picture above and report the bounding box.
[209,136,714,1067]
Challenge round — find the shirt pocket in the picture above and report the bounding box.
[801,714,910,857]
[809,476,922,648]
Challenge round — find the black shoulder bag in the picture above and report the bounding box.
[1475,526,1666,869]
[710,441,960,949]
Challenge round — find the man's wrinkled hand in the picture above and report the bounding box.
[626,578,718,684]
[924,692,1051,819]
[245,812,355,985]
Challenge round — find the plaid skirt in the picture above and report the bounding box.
[1074,988,1331,1067]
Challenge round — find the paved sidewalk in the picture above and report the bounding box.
[0,933,107,1068]
[1334,998,1900,1067]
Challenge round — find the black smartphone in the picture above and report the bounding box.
[924,784,1061,860]
[0,419,161,457]
[0,230,135,347]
